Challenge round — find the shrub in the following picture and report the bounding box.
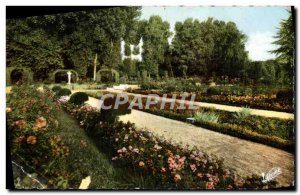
[276,89,294,101]
[233,106,251,120]
[206,87,219,95]
[52,85,62,92]
[194,111,219,123]
[7,85,70,188]
[69,92,89,105]
[43,80,52,85]
[56,88,71,97]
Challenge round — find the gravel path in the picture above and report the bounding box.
[83,95,294,187]
[119,110,294,187]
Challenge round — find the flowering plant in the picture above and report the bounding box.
[64,101,277,190]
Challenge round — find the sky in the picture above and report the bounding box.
[140,6,290,61]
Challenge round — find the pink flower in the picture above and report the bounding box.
[112,157,118,161]
[132,148,139,153]
[128,146,133,150]
[178,157,185,165]
[121,147,127,152]
[190,164,197,172]
[161,167,166,173]
[197,173,203,178]
[153,144,162,151]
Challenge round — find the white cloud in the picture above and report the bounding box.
[245,31,278,61]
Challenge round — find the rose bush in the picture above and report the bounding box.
[7,85,70,188]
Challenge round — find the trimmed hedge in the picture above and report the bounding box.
[56,88,71,97]
[277,89,294,101]
[52,85,62,92]
[69,92,89,105]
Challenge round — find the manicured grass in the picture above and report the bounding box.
[56,109,149,189]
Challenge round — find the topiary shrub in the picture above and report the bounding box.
[69,92,89,105]
[56,88,71,97]
[52,85,62,92]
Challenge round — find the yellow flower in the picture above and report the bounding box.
[27,136,37,145]
[139,161,145,167]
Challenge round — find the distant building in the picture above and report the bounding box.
[120,38,143,61]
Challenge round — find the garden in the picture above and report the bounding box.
[6,6,295,191]
[7,85,280,189]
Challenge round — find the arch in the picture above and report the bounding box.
[50,69,79,83]
[6,67,33,85]
[96,68,119,83]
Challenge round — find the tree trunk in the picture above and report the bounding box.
[93,53,98,82]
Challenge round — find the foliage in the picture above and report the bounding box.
[124,43,131,56]
[7,86,70,188]
[6,7,142,80]
[52,85,62,93]
[61,100,277,189]
[172,18,248,79]
[233,106,251,120]
[69,92,89,105]
[272,10,294,85]
[140,16,172,76]
[56,88,71,97]
[135,98,294,151]
[194,111,219,124]
[276,89,294,101]
[132,82,294,112]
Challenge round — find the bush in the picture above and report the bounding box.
[206,87,220,95]
[69,92,89,105]
[194,111,219,123]
[7,85,70,188]
[276,89,294,101]
[56,88,71,97]
[52,85,62,92]
[233,106,251,120]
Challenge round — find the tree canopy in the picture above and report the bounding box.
[6,7,294,86]
[272,10,294,85]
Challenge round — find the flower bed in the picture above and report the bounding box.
[7,86,70,189]
[138,103,294,152]
[129,89,293,113]
[85,91,294,151]
[61,99,278,189]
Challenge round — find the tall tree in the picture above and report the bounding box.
[6,7,142,81]
[141,16,172,76]
[172,18,248,78]
[272,10,294,85]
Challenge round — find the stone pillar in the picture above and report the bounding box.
[67,71,72,85]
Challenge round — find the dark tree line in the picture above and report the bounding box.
[6,7,294,86]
